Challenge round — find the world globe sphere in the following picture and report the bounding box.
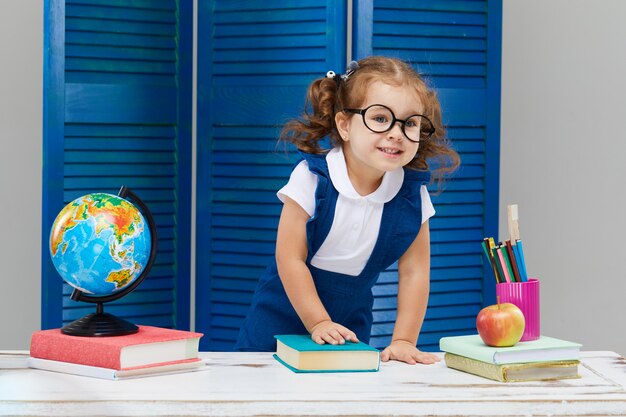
[49,193,152,297]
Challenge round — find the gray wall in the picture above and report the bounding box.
[1,0,624,355]
[500,0,626,355]
[0,0,43,349]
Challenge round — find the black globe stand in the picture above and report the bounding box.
[61,302,138,337]
[61,186,158,337]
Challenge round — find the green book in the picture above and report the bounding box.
[273,335,380,373]
[439,334,582,365]
[444,353,580,382]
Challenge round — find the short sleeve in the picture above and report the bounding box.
[276,160,318,217]
[420,185,435,224]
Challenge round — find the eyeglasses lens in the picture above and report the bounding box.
[363,105,394,133]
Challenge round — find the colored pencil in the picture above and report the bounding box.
[495,246,511,283]
[499,244,516,282]
[505,240,522,282]
[515,239,529,281]
[482,238,501,283]
[490,246,506,284]
[481,240,497,283]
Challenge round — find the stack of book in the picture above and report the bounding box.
[29,325,205,380]
[439,334,582,382]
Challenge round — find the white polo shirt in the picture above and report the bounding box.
[277,147,435,276]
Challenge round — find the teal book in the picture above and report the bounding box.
[439,335,582,365]
[273,335,380,373]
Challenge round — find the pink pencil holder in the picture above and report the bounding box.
[495,278,540,341]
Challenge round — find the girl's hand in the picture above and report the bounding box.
[380,340,441,365]
[310,320,359,345]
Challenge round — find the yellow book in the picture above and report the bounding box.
[444,352,580,382]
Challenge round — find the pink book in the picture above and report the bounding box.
[30,325,203,370]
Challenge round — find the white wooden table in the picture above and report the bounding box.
[1,351,625,416]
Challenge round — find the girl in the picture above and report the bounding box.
[235,56,460,365]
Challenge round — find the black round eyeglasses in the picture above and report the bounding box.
[343,104,435,143]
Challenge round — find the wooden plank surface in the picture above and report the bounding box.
[1,351,625,416]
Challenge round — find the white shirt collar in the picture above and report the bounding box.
[326,146,404,204]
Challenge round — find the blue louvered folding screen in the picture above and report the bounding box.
[42,0,192,330]
[196,0,501,351]
[355,0,501,351]
[196,0,347,350]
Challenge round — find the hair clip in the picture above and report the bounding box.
[341,61,359,81]
[325,61,359,87]
[326,70,341,87]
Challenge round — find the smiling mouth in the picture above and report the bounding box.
[378,147,403,155]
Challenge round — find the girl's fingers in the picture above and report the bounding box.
[428,353,441,362]
[402,352,417,365]
[339,329,358,342]
[321,332,340,345]
[311,322,359,345]
[415,352,440,364]
[328,328,345,344]
[413,353,433,364]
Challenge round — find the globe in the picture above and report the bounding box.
[50,193,151,297]
[48,187,157,336]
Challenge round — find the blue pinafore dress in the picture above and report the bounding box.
[234,152,430,351]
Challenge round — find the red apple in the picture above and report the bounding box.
[476,297,525,347]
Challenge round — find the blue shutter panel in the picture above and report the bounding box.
[196,0,347,350]
[355,0,501,350]
[43,0,192,330]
